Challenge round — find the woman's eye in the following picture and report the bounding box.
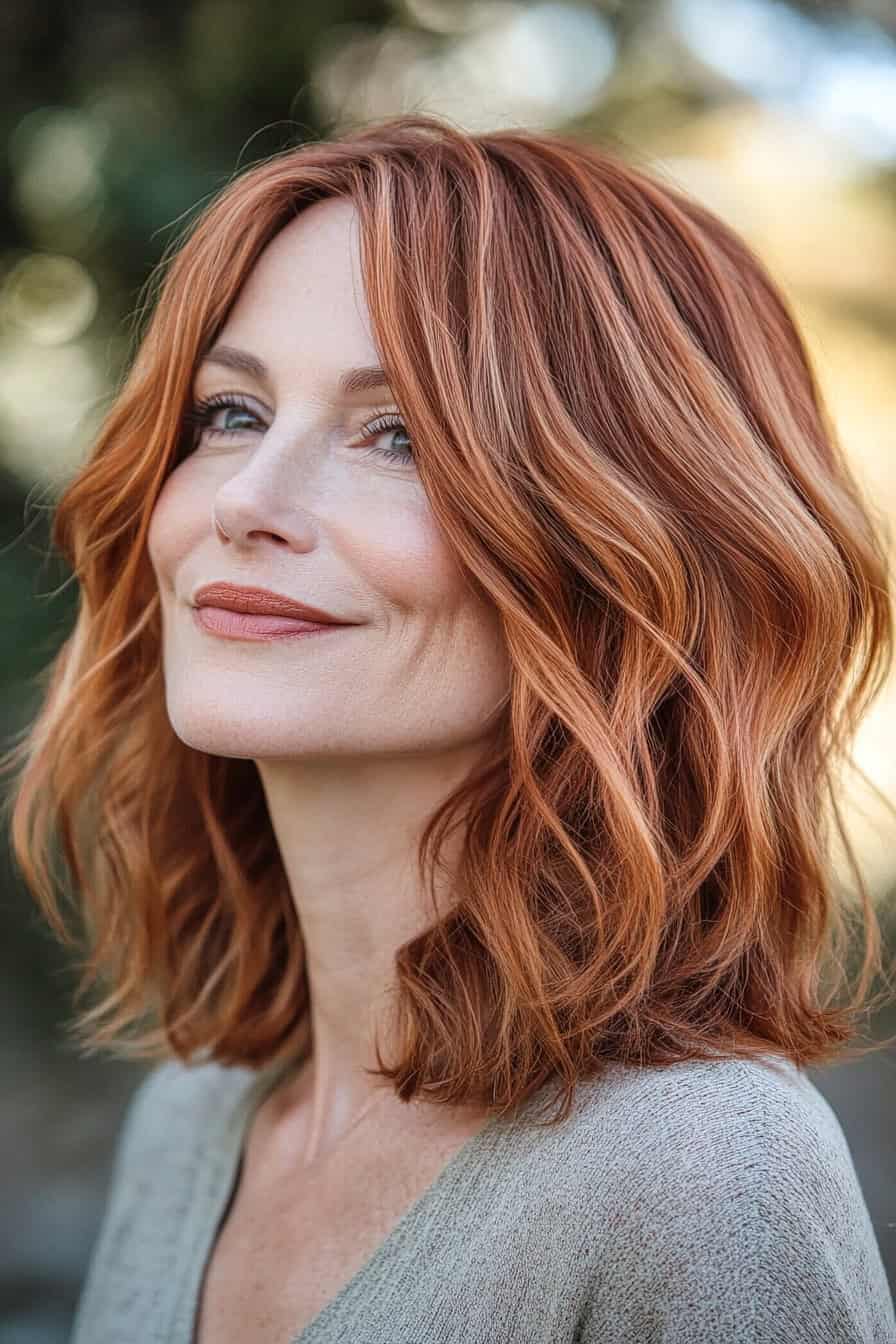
[179,395,415,468]
[356,413,415,465]
[183,394,261,444]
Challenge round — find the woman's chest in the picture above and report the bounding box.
[191,1118,483,1344]
[192,1184,393,1344]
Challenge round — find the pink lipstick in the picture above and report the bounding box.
[191,582,356,642]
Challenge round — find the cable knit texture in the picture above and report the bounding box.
[69,1051,895,1343]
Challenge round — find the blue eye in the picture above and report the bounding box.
[356,413,415,465]
[179,396,414,467]
[182,393,259,448]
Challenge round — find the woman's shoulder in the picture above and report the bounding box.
[68,1055,262,1344]
[558,1053,895,1342]
[524,1050,837,1152]
[112,1053,258,1166]
[573,1050,847,1157]
[561,1051,865,1215]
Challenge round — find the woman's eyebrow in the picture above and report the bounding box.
[198,344,392,397]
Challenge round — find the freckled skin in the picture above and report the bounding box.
[147,196,511,1152]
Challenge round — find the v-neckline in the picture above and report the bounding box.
[176,1053,542,1344]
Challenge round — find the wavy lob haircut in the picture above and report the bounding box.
[4,113,895,1123]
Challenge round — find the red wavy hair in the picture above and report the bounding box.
[3,113,895,1124]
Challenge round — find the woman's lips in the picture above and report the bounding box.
[192,606,352,641]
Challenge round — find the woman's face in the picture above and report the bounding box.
[148,196,510,762]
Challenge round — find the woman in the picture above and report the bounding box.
[4,113,895,1343]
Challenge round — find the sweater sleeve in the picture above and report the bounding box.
[575,1062,895,1344]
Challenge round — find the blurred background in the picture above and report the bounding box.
[2,0,895,1338]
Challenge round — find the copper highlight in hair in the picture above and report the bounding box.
[3,114,895,1125]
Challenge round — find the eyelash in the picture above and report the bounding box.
[181,394,414,464]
